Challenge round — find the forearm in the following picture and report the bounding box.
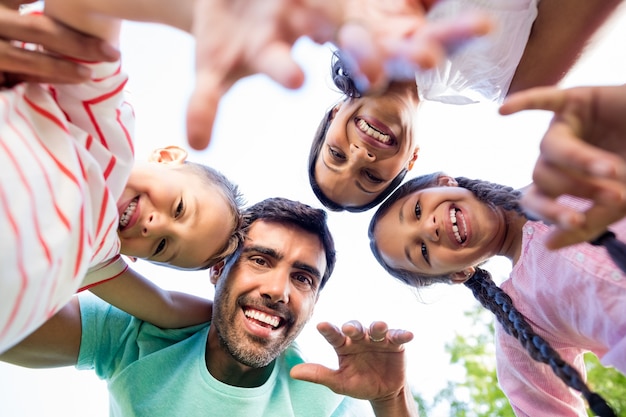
[0,298,81,368]
[89,269,212,329]
[43,0,195,44]
[141,290,213,329]
[508,0,622,94]
[371,384,420,417]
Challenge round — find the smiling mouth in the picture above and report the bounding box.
[244,308,282,329]
[356,118,393,144]
[119,196,139,230]
[450,207,467,244]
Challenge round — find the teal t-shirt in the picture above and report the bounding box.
[76,294,372,417]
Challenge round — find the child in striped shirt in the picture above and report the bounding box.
[0,1,242,353]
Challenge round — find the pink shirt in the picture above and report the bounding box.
[0,58,134,353]
[497,197,626,416]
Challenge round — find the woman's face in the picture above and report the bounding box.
[372,180,508,278]
[314,84,419,209]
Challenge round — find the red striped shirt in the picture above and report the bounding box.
[0,58,135,353]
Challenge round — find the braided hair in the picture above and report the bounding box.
[465,269,615,417]
[368,173,617,416]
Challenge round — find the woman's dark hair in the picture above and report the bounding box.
[307,51,409,213]
[368,173,616,416]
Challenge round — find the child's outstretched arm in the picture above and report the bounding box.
[89,267,213,328]
[43,0,491,150]
[500,84,626,249]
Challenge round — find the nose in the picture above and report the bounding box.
[349,143,375,162]
[141,212,168,237]
[420,215,440,243]
[260,271,290,304]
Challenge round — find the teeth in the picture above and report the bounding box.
[357,119,391,144]
[244,309,280,328]
[119,197,138,228]
[449,208,467,244]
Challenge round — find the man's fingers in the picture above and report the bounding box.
[387,329,414,345]
[290,363,334,386]
[316,322,346,349]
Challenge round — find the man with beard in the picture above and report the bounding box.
[1,197,418,417]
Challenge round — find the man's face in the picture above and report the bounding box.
[211,220,326,368]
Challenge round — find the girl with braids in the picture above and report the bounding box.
[368,172,624,417]
[308,0,621,212]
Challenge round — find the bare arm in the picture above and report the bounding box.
[507,0,622,95]
[0,297,81,368]
[89,268,212,329]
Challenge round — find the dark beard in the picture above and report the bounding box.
[212,291,296,369]
[215,326,279,368]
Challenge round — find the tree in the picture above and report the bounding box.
[413,305,625,417]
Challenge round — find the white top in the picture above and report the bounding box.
[416,0,539,104]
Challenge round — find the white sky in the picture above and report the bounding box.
[1,5,626,416]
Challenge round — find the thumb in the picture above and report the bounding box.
[290,363,336,388]
[186,71,227,151]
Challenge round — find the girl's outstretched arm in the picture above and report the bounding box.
[89,267,212,329]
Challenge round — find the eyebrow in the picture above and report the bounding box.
[243,245,322,281]
[399,199,418,269]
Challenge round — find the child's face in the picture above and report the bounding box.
[372,183,507,278]
[118,155,234,270]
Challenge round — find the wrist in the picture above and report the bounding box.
[370,385,419,417]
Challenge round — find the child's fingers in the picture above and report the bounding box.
[499,86,567,115]
[545,202,626,250]
[521,186,585,229]
[251,42,305,89]
[538,122,626,182]
[186,70,224,150]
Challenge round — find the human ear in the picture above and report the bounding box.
[330,103,341,121]
[407,147,419,171]
[437,175,458,187]
[209,261,225,284]
[450,267,474,284]
[147,145,188,164]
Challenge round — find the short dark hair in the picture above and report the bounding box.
[234,197,336,289]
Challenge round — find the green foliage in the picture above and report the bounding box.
[584,353,626,417]
[412,306,626,417]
